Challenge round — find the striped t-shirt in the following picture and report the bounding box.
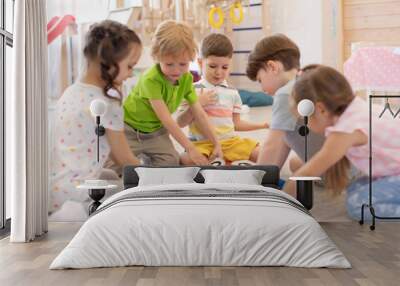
[184,79,242,141]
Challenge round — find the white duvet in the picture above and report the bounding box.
[50,183,350,269]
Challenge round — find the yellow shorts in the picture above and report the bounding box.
[193,136,258,162]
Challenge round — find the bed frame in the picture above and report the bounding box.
[123,165,281,190]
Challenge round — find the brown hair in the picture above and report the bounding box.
[83,20,141,102]
[292,65,355,194]
[200,33,233,58]
[151,20,197,61]
[301,64,321,73]
[246,34,300,81]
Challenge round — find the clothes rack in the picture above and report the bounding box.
[360,94,400,230]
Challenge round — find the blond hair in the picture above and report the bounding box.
[292,66,355,194]
[151,20,197,61]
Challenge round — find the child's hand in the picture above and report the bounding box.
[198,87,218,106]
[209,143,224,162]
[188,147,209,165]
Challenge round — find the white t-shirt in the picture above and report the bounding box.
[49,82,123,212]
[271,79,324,161]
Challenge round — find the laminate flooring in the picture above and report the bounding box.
[1,221,398,286]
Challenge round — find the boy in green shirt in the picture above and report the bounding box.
[123,20,222,166]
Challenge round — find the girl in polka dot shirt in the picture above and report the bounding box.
[50,20,141,218]
[285,65,400,220]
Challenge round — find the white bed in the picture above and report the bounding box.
[50,182,350,269]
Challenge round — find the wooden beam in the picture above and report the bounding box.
[60,35,69,94]
[344,2,400,18]
[116,0,125,8]
[175,0,184,21]
[338,0,344,70]
[262,0,271,35]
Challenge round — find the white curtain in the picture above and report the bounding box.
[9,0,48,242]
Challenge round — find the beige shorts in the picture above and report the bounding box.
[105,124,180,173]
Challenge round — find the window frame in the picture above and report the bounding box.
[0,0,14,236]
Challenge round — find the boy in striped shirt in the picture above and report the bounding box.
[177,33,269,165]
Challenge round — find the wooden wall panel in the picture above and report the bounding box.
[343,0,400,59]
[344,2,400,17]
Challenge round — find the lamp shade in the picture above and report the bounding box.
[297,99,315,117]
[90,99,107,117]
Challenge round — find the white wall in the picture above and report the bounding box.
[47,0,110,24]
[46,0,340,90]
[230,0,341,90]
[269,0,323,67]
[269,0,341,68]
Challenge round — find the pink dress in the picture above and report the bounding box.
[325,96,400,178]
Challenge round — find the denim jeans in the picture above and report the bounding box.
[346,175,400,220]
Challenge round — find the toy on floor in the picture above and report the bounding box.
[210,157,255,166]
[238,89,273,107]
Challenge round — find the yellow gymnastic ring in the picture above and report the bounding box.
[229,2,244,25]
[208,6,224,29]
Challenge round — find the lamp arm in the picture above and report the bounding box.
[94,116,106,162]
[304,120,308,162]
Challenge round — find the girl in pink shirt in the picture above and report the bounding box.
[285,65,400,220]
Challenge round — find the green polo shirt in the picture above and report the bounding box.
[124,64,198,133]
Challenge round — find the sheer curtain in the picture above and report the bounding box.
[9,0,48,242]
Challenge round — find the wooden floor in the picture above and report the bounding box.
[0,221,399,286]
